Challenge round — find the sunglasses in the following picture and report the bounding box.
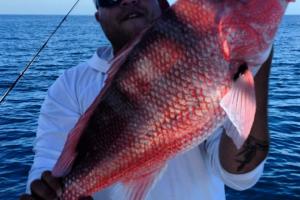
[95,0,122,8]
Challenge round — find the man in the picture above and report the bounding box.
[21,0,271,199]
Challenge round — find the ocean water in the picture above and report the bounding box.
[0,15,299,199]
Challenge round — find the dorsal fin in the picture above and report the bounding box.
[100,26,151,101]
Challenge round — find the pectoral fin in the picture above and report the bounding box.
[220,69,256,149]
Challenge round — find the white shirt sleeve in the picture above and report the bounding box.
[25,46,111,194]
[204,127,266,191]
[26,69,81,193]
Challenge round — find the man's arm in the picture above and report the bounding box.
[219,50,273,174]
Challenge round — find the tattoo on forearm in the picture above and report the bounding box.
[235,136,269,172]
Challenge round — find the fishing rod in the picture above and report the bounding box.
[0,0,81,104]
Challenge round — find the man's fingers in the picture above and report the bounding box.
[41,171,63,196]
[20,194,35,200]
[30,179,57,200]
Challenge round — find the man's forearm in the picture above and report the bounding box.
[219,51,273,174]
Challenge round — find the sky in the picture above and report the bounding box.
[0,0,299,15]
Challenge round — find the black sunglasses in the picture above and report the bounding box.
[95,0,122,8]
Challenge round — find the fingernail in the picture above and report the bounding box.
[56,188,62,197]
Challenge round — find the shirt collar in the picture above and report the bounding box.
[87,46,113,73]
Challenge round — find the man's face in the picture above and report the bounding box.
[95,0,162,51]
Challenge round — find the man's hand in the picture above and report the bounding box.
[20,171,62,200]
[20,171,93,200]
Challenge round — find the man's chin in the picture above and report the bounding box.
[122,18,150,35]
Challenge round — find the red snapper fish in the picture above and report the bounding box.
[52,0,294,199]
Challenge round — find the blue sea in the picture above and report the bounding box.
[0,15,299,199]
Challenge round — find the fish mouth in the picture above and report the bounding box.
[121,10,145,22]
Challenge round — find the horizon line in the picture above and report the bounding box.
[0,13,299,16]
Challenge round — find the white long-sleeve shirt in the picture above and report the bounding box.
[26,46,265,200]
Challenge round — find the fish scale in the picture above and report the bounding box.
[52,0,292,199]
